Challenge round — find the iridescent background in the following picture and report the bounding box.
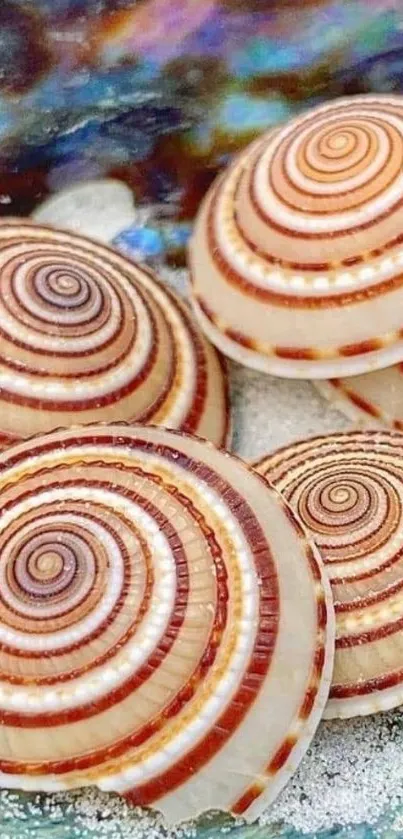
[1,0,402,263]
[1,1,403,837]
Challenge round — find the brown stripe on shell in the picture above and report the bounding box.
[193,290,401,361]
[190,95,403,377]
[0,220,230,448]
[0,423,333,823]
[256,429,403,717]
[315,367,403,433]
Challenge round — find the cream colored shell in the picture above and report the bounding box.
[190,95,403,378]
[257,430,403,718]
[316,368,403,430]
[0,219,229,449]
[0,424,333,823]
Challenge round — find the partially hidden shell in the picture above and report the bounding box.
[315,369,403,430]
[0,423,334,823]
[0,219,229,448]
[256,430,403,718]
[190,94,403,378]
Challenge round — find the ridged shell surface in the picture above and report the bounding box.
[256,431,403,718]
[190,95,403,378]
[0,424,333,823]
[0,220,229,448]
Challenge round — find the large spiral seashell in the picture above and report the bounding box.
[190,94,403,378]
[256,430,403,718]
[0,219,229,448]
[0,424,333,822]
[316,368,403,430]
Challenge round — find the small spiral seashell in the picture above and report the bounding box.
[0,424,333,823]
[0,219,229,448]
[256,431,403,718]
[190,95,403,378]
[316,368,403,430]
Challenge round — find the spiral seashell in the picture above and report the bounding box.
[256,430,403,718]
[0,423,333,823]
[316,368,403,430]
[0,219,229,448]
[190,94,403,378]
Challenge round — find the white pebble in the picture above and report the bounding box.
[32,179,137,243]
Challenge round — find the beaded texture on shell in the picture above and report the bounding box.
[0,219,229,448]
[0,423,334,824]
[190,94,403,378]
[256,430,403,718]
[315,369,403,431]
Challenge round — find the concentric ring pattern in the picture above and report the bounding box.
[190,94,403,377]
[0,424,333,823]
[0,219,229,448]
[256,431,403,718]
[316,368,403,430]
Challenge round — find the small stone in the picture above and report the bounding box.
[32,179,137,243]
[113,225,164,260]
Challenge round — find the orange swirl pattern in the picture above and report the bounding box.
[0,220,229,448]
[256,430,403,718]
[0,424,333,823]
[190,95,403,377]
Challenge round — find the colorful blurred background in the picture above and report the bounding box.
[1,0,402,264]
